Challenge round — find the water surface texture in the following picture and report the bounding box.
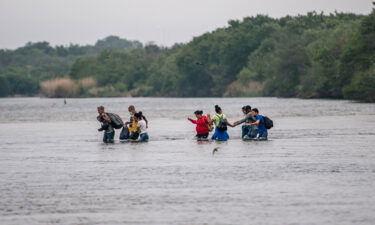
[1,97,375,225]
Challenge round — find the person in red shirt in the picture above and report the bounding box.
[187,110,211,139]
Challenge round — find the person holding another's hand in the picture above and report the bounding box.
[246,108,267,140]
[188,110,211,139]
[232,105,258,139]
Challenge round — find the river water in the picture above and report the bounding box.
[0,97,375,225]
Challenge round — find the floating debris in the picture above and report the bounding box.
[212,147,219,155]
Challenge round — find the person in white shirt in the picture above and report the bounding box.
[134,112,149,142]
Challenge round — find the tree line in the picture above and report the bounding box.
[0,8,374,101]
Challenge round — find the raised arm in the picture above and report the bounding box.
[188,118,197,124]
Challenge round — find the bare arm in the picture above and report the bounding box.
[207,114,214,125]
[227,121,235,127]
[248,120,260,126]
[137,124,141,133]
[233,118,246,126]
[234,114,254,126]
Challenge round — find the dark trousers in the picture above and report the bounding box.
[103,131,115,143]
[139,133,149,142]
[242,125,258,138]
[120,127,139,140]
[242,125,251,138]
[196,133,209,139]
[258,132,268,140]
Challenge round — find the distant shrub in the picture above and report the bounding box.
[79,77,97,90]
[40,78,79,98]
[78,77,97,96]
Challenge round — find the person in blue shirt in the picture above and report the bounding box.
[246,108,267,140]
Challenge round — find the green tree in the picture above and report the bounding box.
[343,65,375,102]
[0,76,10,97]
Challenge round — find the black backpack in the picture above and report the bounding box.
[263,116,273,129]
[216,115,228,131]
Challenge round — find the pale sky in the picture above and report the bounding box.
[0,0,373,49]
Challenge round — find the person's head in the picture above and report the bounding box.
[97,106,105,115]
[252,108,259,116]
[194,110,203,119]
[242,105,251,114]
[128,105,136,113]
[215,105,222,114]
[134,111,143,121]
[245,105,252,113]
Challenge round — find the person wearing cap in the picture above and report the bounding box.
[97,106,115,143]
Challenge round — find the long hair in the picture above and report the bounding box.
[134,111,143,119]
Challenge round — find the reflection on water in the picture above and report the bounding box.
[0,97,375,225]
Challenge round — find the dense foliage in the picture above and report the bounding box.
[0,36,141,97]
[1,9,374,101]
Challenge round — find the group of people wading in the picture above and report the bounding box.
[188,105,272,141]
[97,104,272,143]
[97,105,148,143]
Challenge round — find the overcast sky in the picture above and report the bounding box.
[0,0,373,49]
